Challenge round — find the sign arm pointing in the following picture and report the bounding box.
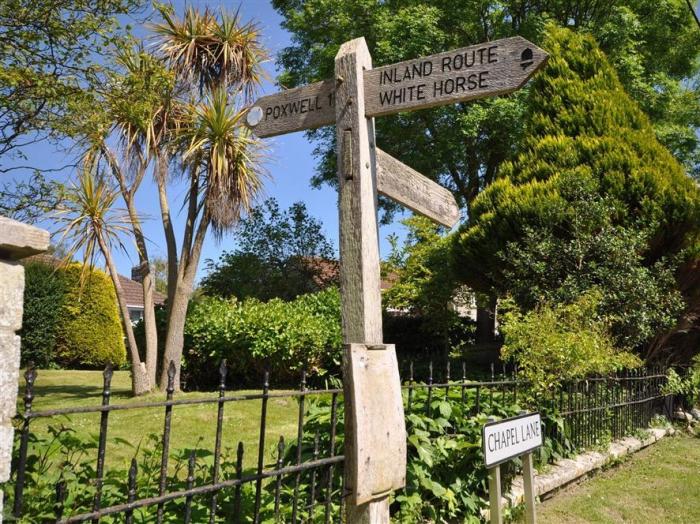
[376,148,459,228]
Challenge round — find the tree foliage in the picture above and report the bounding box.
[54,263,126,368]
[273,0,700,219]
[500,292,642,392]
[453,27,700,352]
[0,173,65,223]
[0,0,144,164]
[499,177,685,350]
[201,198,336,301]
[384,216,469,348]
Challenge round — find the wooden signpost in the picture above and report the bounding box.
[246,35,547,524]
[483,413,543,524]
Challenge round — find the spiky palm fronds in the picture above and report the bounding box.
[54,167,132,281]
[177,88,266,235]
[109,45,177,171]
[151,4,267,98]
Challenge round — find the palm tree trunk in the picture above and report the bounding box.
[159,210,209,391]
[155,152,178,308]
[159,276,190,390]
[141,270,159,384]
[97,235,151,395]
[103,144,159,387]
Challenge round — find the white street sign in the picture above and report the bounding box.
[483,412,542,468]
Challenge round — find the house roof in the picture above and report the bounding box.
[302,257,398,290]
[118,274,166,308]
[23,254,166,307]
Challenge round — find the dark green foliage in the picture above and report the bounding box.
[453,27,700,351]
[499,177,685,350]
[383,216,475,355]
[54,264,126,368]
[20,262,66,367]
[273,0,700,219]
[183,288,342,386]
[201,198,336,302]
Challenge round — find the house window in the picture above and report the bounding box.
[128,307,144,325]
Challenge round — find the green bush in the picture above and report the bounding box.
[500,291,641,392]
[54,264,126,368]
[20,262,67,367]
[453,27,700,355]
[279,384,570,523]
[184,287,342,386]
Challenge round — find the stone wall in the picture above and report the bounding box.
[0,217,48,521]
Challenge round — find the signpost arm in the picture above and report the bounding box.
[522,451,537,524]
[488,466,502,524]
[335,37,390,524]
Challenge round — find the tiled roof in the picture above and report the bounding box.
[302,257,398,290]
[118,274,166,307]
[23,254,166,307]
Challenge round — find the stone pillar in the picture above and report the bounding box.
[0,217,49,521]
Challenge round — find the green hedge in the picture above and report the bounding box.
[54,263,126,368]
[183,287,342,386]
[20,262,67,367]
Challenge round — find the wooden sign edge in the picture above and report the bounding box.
[376,148,460,228]
[245,78,336,138]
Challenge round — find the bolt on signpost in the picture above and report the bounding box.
[246,36,547,523]
[483,413,543,524]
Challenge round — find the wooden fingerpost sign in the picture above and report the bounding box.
[245,35,547,524]
[483,413,543,524]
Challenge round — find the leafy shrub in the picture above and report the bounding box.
[20,262,67,367]
[281,385,570,523]
[500,291,641,391]
[5,425,259,523]
[54,264,126,368]
[184,287,342,386]
[662,359,700,409]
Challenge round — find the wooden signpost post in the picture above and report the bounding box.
[246,35,547,524]
[483,412,543,524]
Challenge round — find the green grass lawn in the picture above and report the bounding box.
[16,369,303,472]
[537,433,700,523]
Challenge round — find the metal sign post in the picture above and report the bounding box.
[245,35,547,524]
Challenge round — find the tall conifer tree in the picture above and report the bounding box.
[453,27,700,358]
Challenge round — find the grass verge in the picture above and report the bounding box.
[538,432,700,523]
[16,369,302,471]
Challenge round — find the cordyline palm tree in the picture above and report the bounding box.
[55,169,151,395]
[157,88,266,389]
[148,6,267,390]
[85,46,177,388]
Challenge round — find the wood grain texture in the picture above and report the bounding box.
[0,217,49,260]
[246,79,335,138]
[489,466,503,524]
[343,344,407,505]
[364,36,548,117]
[376,148,459,228]
[247,36,547,138]
[335,37,382,346]
[522,452,537,524]
[335,38,406,518]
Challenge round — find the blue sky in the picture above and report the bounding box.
[4,0,413,281]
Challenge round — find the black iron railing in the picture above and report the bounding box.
[11,361,344,523]
[8,360,672,523]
